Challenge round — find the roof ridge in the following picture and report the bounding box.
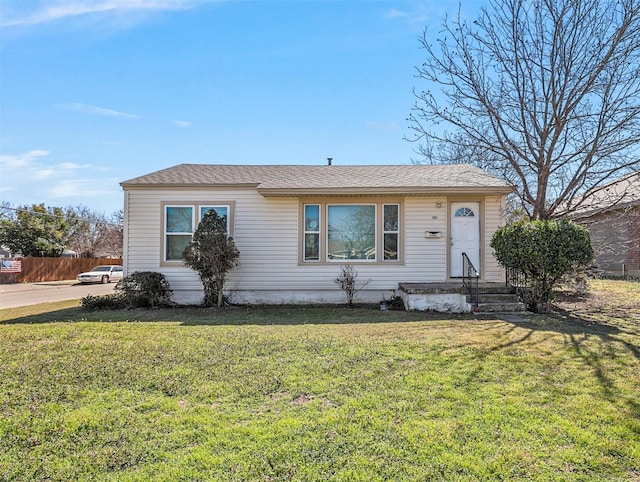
[120,163,512,193]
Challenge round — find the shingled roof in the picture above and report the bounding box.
[121,163,513,196]
[570,170,640,218]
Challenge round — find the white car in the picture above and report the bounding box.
[77,265,124,284]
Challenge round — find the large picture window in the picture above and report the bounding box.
[301,202,401,263]
[164,203,231,262]
[328,205,376,261]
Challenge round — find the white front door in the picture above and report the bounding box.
[450,202,480,277]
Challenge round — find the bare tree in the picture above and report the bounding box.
[66,207,123,258]
[408,0,640,220]
[97,210,124,258]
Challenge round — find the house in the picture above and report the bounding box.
[120,163,514,309]
[569,171,640,277]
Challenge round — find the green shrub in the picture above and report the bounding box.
[80,293,125,311]
[81,271,172,311]
[182,210,239,308]
[115,271,173,308]
[491,220,593,312]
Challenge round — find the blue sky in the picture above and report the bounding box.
[0,0,481,215]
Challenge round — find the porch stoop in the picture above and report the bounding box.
[397,282,526,313]
[473,285,526,313]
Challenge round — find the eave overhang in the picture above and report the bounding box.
[256,186,516,197]
[121,182,515,197]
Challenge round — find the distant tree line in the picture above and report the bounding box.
[0,202,123,258]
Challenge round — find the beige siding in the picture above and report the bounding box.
[483,195,506,282]
[404,197,448,282]
[124,188,506,302]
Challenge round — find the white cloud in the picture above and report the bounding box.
[48,178,118,199]
[366,121,400,132]
[33,168,56,180]
[1,0,212,27]
[383,2,442,26]
[58,103,139,119]
[385,9,409,20]
[171,120,192,128]
[58,162,93,169]
[0,149,49,168]
[0,149,118,210]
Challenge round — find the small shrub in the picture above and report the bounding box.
[335,264,371,306]
[81,271,172,311]
[387,295,406,311]
[115,271,173,308]
[80,293,125,311]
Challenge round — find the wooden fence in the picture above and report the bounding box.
[0,258,122,283]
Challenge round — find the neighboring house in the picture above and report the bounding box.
[569,171,640,277]
[120,164,513,306]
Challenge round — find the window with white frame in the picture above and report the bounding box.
[383,204,399,261]
[201,205,229,228]
[303,204,320,261]
[164,204,231,262]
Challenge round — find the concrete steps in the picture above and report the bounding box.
[397,282,527,313]
[471,287,526,313]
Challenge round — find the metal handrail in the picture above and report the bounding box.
[462,252,480,308]
[505,267,530,306]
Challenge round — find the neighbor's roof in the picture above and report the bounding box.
[120,163,514,196]
[570,170,640,219]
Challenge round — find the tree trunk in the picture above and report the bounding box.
[216,278,224,308]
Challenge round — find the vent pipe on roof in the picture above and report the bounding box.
[327,157,333,166]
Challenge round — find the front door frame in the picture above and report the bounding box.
[448,199,483,279]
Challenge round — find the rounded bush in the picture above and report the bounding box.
[81,271,172,311]
[115,271,172,308]
[80,293,125,311]
[491,220,593,311]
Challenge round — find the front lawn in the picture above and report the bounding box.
[0,280,638,481]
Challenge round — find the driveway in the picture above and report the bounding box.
[0,281,117,310]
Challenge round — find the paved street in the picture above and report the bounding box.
[0,281,117,310]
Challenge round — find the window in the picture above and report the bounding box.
[164,203,231,262]
[328,205,376,261]
[165,206,194,261]
[301,202,400,263]
[383,204,399,261]
[455,207,475,217]
[304,204,320,261]
[200,205,229,231]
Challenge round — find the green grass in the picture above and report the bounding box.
[1,281,639,481]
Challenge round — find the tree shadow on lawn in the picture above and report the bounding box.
[473,306,640,414]
[1,303,477,326]
[5,300,638,416]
